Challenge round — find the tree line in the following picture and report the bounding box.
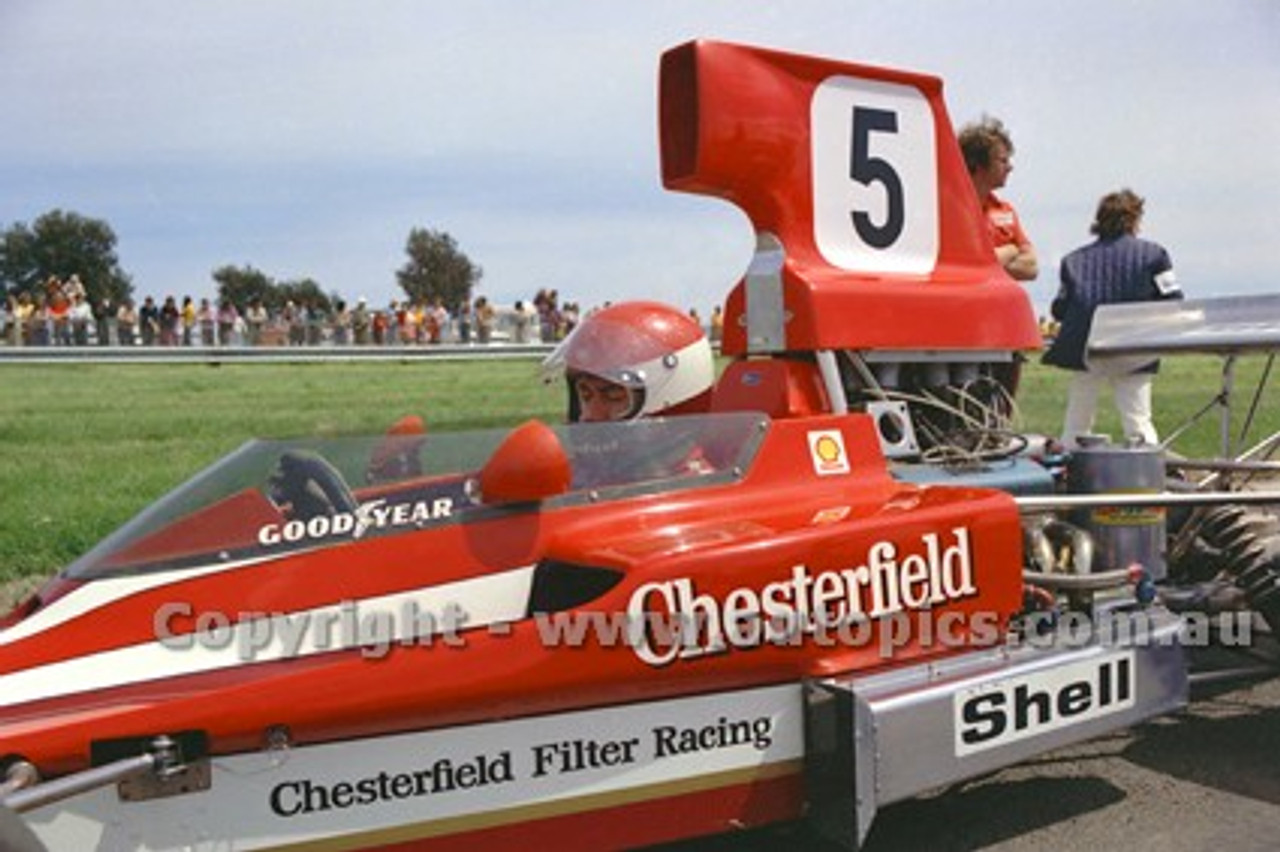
[0,210,484,312]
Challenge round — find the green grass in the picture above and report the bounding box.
[0,361,563,581]
[2,354,1277,584]
[1015,355,1279,457]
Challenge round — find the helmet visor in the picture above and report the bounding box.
[571,373,643,422]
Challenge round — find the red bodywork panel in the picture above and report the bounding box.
[712,357,831,417]
[660,40,1041,355]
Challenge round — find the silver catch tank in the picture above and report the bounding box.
[1068,437,1167,580]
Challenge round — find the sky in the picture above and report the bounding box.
[2,1,1278,318]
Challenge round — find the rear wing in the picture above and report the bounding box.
[1088,294,1280,359]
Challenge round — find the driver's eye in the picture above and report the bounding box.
[600,386,629,404]
[576,378,627,402]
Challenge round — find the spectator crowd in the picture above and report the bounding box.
[0,279,611,349]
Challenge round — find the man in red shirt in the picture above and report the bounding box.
[959,116,1039,282]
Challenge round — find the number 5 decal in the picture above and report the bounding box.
[850,107,904,249]
[812,76,938,274]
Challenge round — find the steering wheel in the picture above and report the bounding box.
[269,450,359,520]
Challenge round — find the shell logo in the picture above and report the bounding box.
[807,430,850,476]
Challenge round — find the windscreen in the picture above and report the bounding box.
[62,412,766,580]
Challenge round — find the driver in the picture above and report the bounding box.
[541,301,718,487]
[541,300,714,422]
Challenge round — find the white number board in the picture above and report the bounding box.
[811,75,939,275]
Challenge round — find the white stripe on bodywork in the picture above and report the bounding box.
[0,566,535,709]
[0,554,287,645]
[27,683,805,851]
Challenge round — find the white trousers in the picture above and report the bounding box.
[1060,369,1158,448]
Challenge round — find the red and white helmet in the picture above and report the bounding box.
[542,300,714,422]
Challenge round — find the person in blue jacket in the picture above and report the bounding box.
[1043,188,1182,447]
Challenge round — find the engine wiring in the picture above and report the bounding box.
[865,372,1028,466]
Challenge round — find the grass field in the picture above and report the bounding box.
[2,354,1277,584]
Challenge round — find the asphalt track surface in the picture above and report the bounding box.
[659,672,1280,852]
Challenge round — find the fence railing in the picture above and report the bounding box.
[0,343,557,365]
